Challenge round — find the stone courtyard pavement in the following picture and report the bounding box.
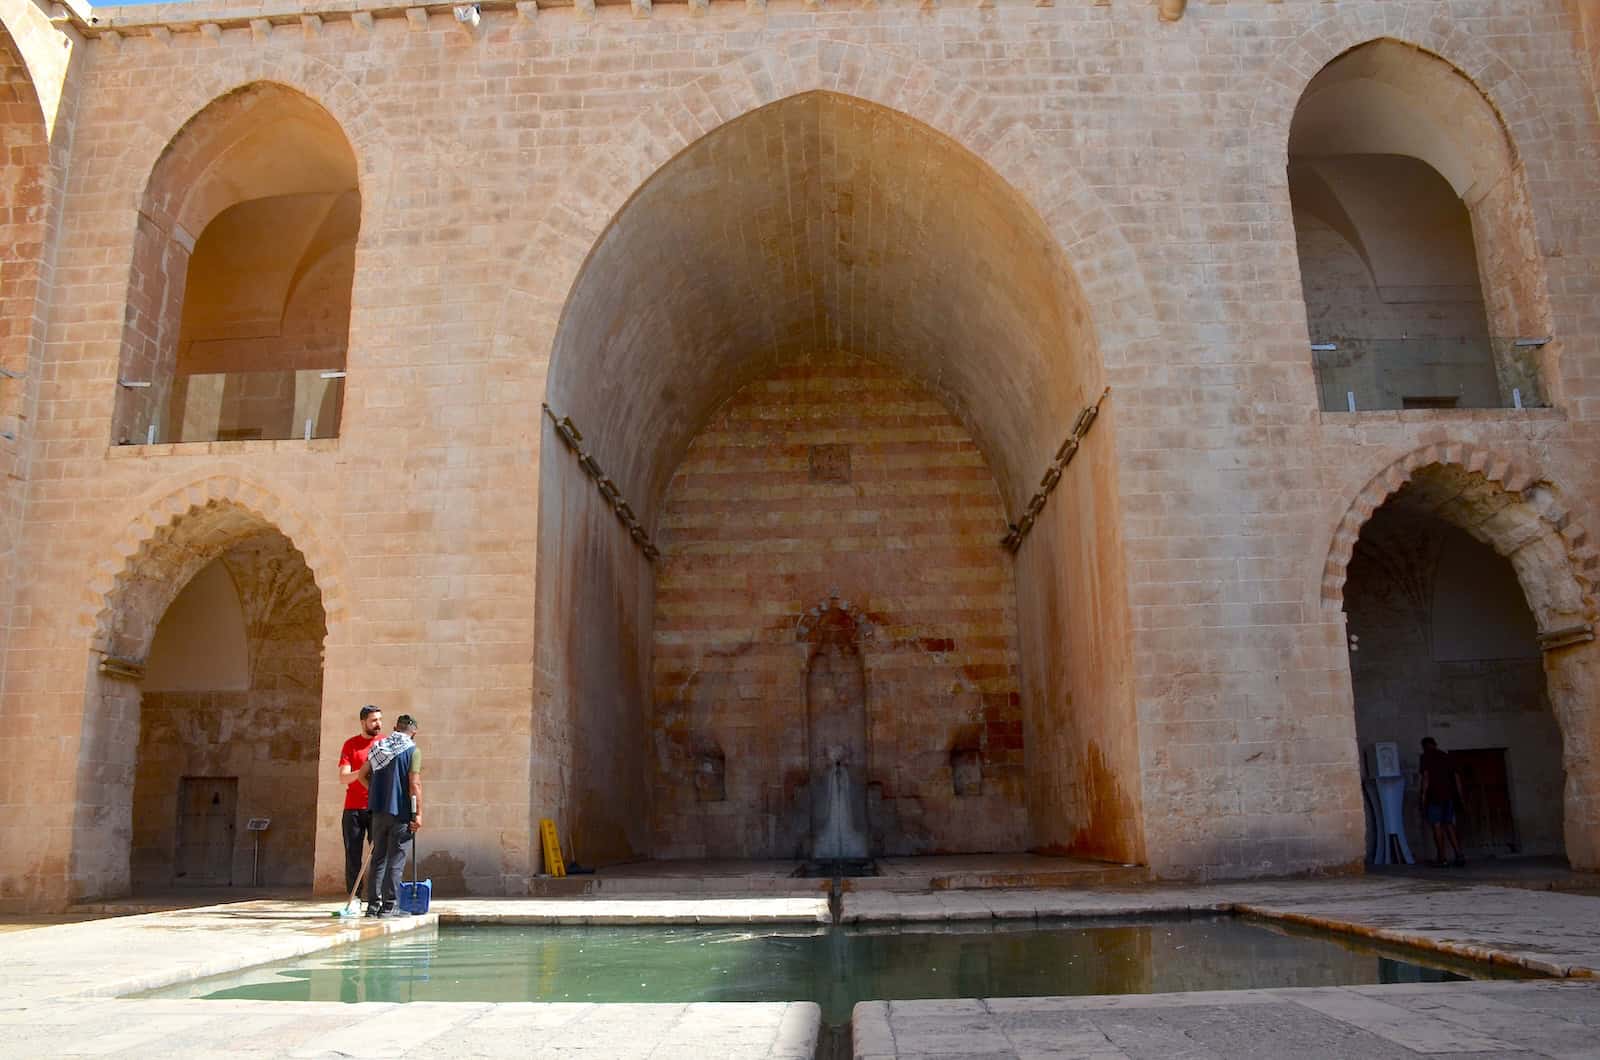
[0,876,1597,1058]
[0,998,820,1059]
[852,980,1600,1059]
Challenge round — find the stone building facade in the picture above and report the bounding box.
[0,0,1596,909]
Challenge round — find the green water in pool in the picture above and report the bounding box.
[142,914,1518,1026]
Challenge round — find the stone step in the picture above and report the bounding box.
[844,864,1150,893]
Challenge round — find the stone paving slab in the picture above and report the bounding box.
[841,877,1600,976]
[850,979,1600,1059]
[0,999,819,1059]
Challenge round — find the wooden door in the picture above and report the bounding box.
[176,777,237,885]
[1453,748,1517,854]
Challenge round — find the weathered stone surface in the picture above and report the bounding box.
[853,981,1600,1059]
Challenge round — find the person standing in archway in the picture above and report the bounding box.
[336,705,384,896]
[1420,736,1467,867]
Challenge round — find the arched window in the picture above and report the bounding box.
[113,84,359,445]
[1290,41,1550,412]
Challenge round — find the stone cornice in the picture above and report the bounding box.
[64,0,1196,37]
[62,0,546,37]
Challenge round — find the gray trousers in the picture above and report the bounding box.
[367,811,411,908]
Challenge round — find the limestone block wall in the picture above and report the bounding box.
[652,353,1026,859]
[532,447,655,868]
[0,0,75,720]
[0,0,1595,906]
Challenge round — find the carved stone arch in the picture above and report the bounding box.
[1322,441,1600,868]
[83,471,348,661]
[494,37,1159,371]
[1247,7,1552,185]
[69,472,345,901]
[1320,442,1597,631]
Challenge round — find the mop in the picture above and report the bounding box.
[333,841,375,918]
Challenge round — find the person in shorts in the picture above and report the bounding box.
[1419,736,1466,867]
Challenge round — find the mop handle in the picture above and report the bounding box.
[349,840,375,903]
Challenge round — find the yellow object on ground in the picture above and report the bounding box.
[539,818,566,878]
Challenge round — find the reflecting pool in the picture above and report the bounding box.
[142,914,1521,1026]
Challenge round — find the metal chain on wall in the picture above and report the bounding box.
[541,403,660,562]
[1001,387,1111,553]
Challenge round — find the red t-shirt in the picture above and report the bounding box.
[339,733,380,811]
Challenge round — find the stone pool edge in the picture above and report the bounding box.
[836,881,1600,980]
[111,911,441,1001]
[1228,903,1597,980]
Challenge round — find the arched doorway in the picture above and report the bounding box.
[534,91,1141,868]
[112,83,360,447]
[72,501,328,900]
[1347,481,1562,861]
[1329,457,1599,869]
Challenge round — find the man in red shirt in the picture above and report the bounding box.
[337,705,384,895]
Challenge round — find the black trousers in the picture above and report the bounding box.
[341,809,372,895]
[367,811,411,909]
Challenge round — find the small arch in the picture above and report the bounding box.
[111,82,362,446]
[82,471,348,647]
[1322,445,1600,869]
[111,55,392,198]
[72,492,337,901]
[1321,443,1597,623]
[1250,13,1552,183]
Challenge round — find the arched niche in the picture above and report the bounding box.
[534,91,1142,870]
[112,83,360,446]
[1289,41,1553,411]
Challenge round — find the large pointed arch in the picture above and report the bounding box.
[524,61,1147,871]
